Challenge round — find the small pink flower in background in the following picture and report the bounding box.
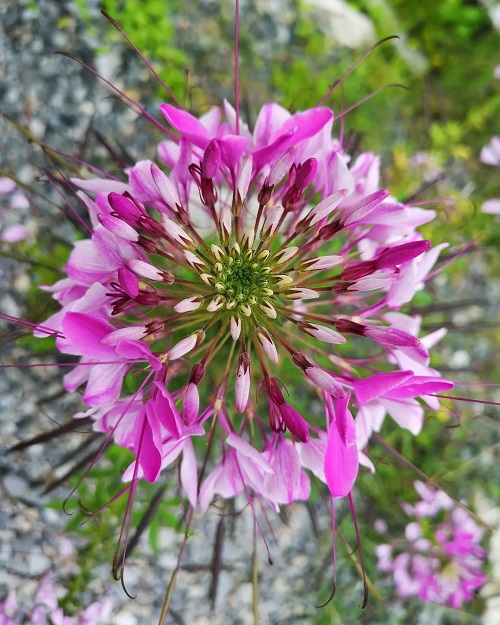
[480,136,500,214]
[0,575,113,625]
[375,481,487,608]
[0,176,30,243]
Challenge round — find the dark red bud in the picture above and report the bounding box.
[294,158,318,190]
[334,319,365,335]
[341,261,377,281]
[189,362,206,385]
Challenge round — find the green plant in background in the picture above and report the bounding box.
[73,0,189,98]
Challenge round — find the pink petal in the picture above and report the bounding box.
[0,176,16,194]
[180,439,198,507]
[253,102,291,147]
[129,159,161,203]
[382,397,423,435]
[62,312,114,358]
[280,108,333,145]
[153,382,182,437]
[159,104,211,148]
[84,363,128,406]
[386,376,454,399]
[219,135,249,170]
[66,239,109,283]
[324,399,358,498]
[70,177,129,195]
[226,433,274,474]
[354,370,414,403]
[1,224,29,242]
[482,199,500,214]
[137,408,162,482]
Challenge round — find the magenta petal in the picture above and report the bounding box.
[159,104,211,148]
[333,394,357,447]
[324,424,358,498]
[386,376,454,398]
[251,130,295,175]
[115,339,161,370]
[219,135,249,170]
[280,108,333,144]
[137,409,162,483]
[62,312,114,358]
[70,177,129,195]
[354,370,414,403]
[153,382,182,437]
[377,240,431,268]
[342,189,390,226]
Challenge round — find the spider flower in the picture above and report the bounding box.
[376,481,487,608]
[37,99,453,513]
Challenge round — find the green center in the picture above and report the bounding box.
[205,245,273,316]
[217,255,268,303]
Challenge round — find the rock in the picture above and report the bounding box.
[304,0,375,48]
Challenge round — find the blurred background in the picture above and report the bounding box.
[0,1,499,624]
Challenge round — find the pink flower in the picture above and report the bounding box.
[28,34,456,578]
[376,482,487,608]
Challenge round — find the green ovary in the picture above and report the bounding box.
[211,249,274,313]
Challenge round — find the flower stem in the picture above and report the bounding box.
[252,520,259,625]
[157,508,194,625]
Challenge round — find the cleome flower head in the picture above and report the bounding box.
[37,97,454,528]
[376,481,487,608]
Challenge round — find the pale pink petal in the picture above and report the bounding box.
[253,102,291,147]
[84,363,128,407]
[70,177,129,194]
[381,397,423,435]
[180,439,198,507]
[0,176,16,194]
[482,199,500,214]
[1,224,29,242]
[226,433,274,474]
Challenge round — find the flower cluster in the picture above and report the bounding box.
[480,136,500,214]
[376,481,487,608]
[0,574,113,625]
[37,98,453,522]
